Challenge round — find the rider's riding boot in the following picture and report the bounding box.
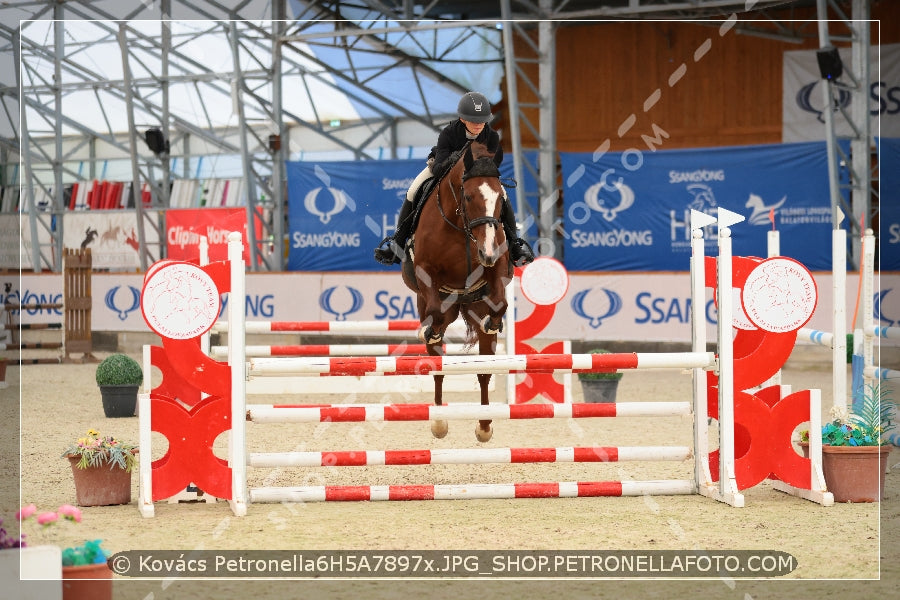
[374,200,416,265]
[501,199,535,266]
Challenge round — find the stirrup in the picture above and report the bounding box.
[374,246,399,265]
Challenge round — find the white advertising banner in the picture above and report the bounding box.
[5,211,163,271]
[5,270,894,347]
[0,214,25,269]
[63,211,161,271]
[783,43,900,142]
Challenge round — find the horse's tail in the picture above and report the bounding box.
[462,314,477,350]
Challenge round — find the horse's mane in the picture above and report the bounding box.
[457,141,500,181]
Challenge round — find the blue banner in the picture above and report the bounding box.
[287,154,537,272]
[560,142,835,271]
[287,159,418,271]
[881,138,900,271]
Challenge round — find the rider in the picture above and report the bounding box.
[374,91,535,267]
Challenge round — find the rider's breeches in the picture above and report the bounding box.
[406,165,433,204]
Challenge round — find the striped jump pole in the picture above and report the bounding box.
[213,319,468,335]
[209,342,484,359]
[247,401,691,423]
[0,342,63,350]
[863,366,900,381]
[864,326,900,341]
[247,351,715,377]
[250,480,695,503]
[797,328,834,348]
[248,445,691,468]
[0,323,62,331]
[3,302,64,311]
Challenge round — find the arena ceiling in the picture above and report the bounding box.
[1,0,853,271]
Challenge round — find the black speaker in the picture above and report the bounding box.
[816,46,843,81]
[143,127,169,155]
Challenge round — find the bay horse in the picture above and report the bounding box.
[401,141,512,442]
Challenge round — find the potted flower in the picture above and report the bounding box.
[578,349,624,403]
[62,429,138,507]
[818,383,896,502]
[1,504,112,600]
[95,353,142,417]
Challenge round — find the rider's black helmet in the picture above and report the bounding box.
[457,91,492,123]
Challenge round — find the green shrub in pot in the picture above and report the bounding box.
[95,354,143,387]
[95,354,142,418]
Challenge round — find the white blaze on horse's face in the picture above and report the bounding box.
[476,181,501,266]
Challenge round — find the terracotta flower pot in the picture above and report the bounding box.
[822,444,891,503]
[62,562,112,600]
[66,456,132,507]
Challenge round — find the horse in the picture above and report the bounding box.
[401,141,513,442]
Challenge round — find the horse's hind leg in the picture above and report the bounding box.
[474,327,496,443]
[475,372,493,442]
[429,343,448,439]
[431,373,448,438]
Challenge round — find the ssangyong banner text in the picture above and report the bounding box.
[560,142,833,271]
[7,271,893,346]
[285,154,537,272]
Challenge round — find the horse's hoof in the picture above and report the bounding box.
[479,315,502,335]
[431,420,448,439]
[475,424,493,443]
[418,326,443,345]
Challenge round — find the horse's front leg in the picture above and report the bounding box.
[416,280,452,345]
[478,279,508,336]
[418,290,455,439]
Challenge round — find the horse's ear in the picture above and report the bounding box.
[463,144,474,171]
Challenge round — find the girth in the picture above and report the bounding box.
[438,279,490,304]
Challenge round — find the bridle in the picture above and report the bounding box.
[437,148,503,245]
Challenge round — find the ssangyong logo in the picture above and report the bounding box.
[105,285,141,321]
[570,287,622,329]
[796,80,852,123]
[875,289,896,326]
[304,187,353,224]
[583,180,635,221]
[319,286,364,321]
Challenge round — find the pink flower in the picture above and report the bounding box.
[57,505,82,523]
[16,504,37,521]
[36,512,58,526]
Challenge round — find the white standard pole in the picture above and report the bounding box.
[767,230,780,258]
[138,343,154,517]
[862,228,876,392]
[506,274,517,404]
[199,236,210,358]
[227,232,247,516]
[765,229,782,387]
[715,208,744,507]
[690,220,711,494]
[832,229,847,411]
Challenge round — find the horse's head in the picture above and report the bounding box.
[457,142,505,268]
